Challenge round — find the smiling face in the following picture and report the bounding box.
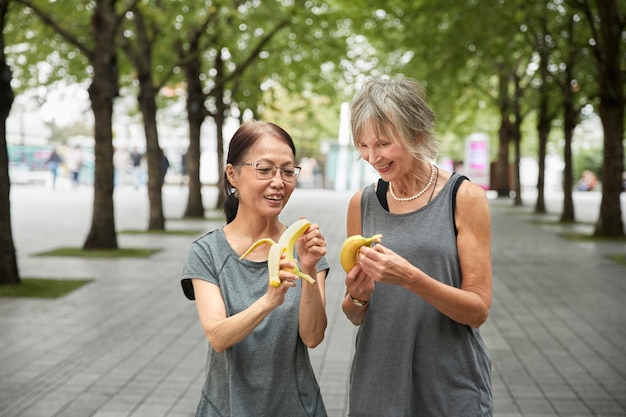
[226,133,297,219]
[356,121,413,182]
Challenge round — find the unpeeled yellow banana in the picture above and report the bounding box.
[239,218,317,287]
[340,234,383,273]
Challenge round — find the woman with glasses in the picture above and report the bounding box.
[181,121,329,417]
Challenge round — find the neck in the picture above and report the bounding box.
[389,162,435,202]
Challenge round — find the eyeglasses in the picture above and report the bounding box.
[239,163,301,182]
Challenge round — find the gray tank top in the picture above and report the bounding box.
[348,173,493,416]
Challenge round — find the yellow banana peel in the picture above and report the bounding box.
[339,234,383,273]
[239,218,316,287]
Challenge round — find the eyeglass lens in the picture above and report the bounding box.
[254,164,299,181]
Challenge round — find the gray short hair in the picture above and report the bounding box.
[350,75,438,161]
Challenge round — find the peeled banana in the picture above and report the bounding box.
[240,218,317,287]
[340,234,383,273]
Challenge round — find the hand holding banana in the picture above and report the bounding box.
[239,218,317,288]
[340,234,383,273]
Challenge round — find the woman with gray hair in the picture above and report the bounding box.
[342,76,493,416]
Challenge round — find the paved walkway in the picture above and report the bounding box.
[1,184,625,417]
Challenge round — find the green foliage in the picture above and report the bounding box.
[4,0,622,175]
[8,1,92,92]
[259,85,341,160]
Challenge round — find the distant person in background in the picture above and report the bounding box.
[312,158,323,188]
[65,145,83,188]
[161,149,170,187]
[46,148,63,190]
[130,147,144,190]
[180,151,188,187]
[576,170,598,191]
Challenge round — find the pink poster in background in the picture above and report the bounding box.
[464,133,490,190]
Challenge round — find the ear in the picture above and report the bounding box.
[225,163,238,187]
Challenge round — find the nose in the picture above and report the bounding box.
[363,147,379,163]
[269,168,285,186]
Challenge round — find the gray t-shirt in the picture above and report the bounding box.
[182,227,329,417]
[348,173,493,416]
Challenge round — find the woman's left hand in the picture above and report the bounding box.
[296,223,326,271]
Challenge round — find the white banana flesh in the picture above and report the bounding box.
[340,234,383,273]
[239,219,316,287]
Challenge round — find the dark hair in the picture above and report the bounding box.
[223,121,297,223]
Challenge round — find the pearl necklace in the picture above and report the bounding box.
[389,163,436,202]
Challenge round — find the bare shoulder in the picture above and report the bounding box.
[455,179,491,225]
[457,178,488,202]
[347,189,364,236]
[348,189,363,212]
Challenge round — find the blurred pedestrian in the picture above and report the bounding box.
[161,150,170,186]
[576,170,598,191]
[130,147,144,190]
[65,145,83,188]
[46,148,63,190]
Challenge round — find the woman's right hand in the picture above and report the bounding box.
[345,260,375,302]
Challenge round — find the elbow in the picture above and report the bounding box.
[205,329,229,353]
[301,323,327,348]
[303,336,323,349]
[209,340,228,353]
[207,337,228,353]
[468,305,490,329]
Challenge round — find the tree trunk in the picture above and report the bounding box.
[560,15,578,224]
[561,94,577,223]
[535,100,550,214]
[593,0,625,237]
[127,4,165,231]
[512,124,522,206]
[495,72,512,197]
[138,81,165,230]
[83,0,119,249]
[182,52,206,218]
[213,54,226,211]
[512,74,523,207]
[534,30,552,215]
[0,0,20,284]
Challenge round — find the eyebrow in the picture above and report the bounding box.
[254,158,296,166]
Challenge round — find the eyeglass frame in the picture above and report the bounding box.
[237,162,302,182]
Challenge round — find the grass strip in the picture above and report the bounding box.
[33,247,160,258]
[0,278,92,298]
[119,229,202,235]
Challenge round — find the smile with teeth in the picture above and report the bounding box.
[266,194,283,201]
[376,163,391,170]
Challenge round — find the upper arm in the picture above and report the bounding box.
[454,182,492,307]
[191,278,227,332]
